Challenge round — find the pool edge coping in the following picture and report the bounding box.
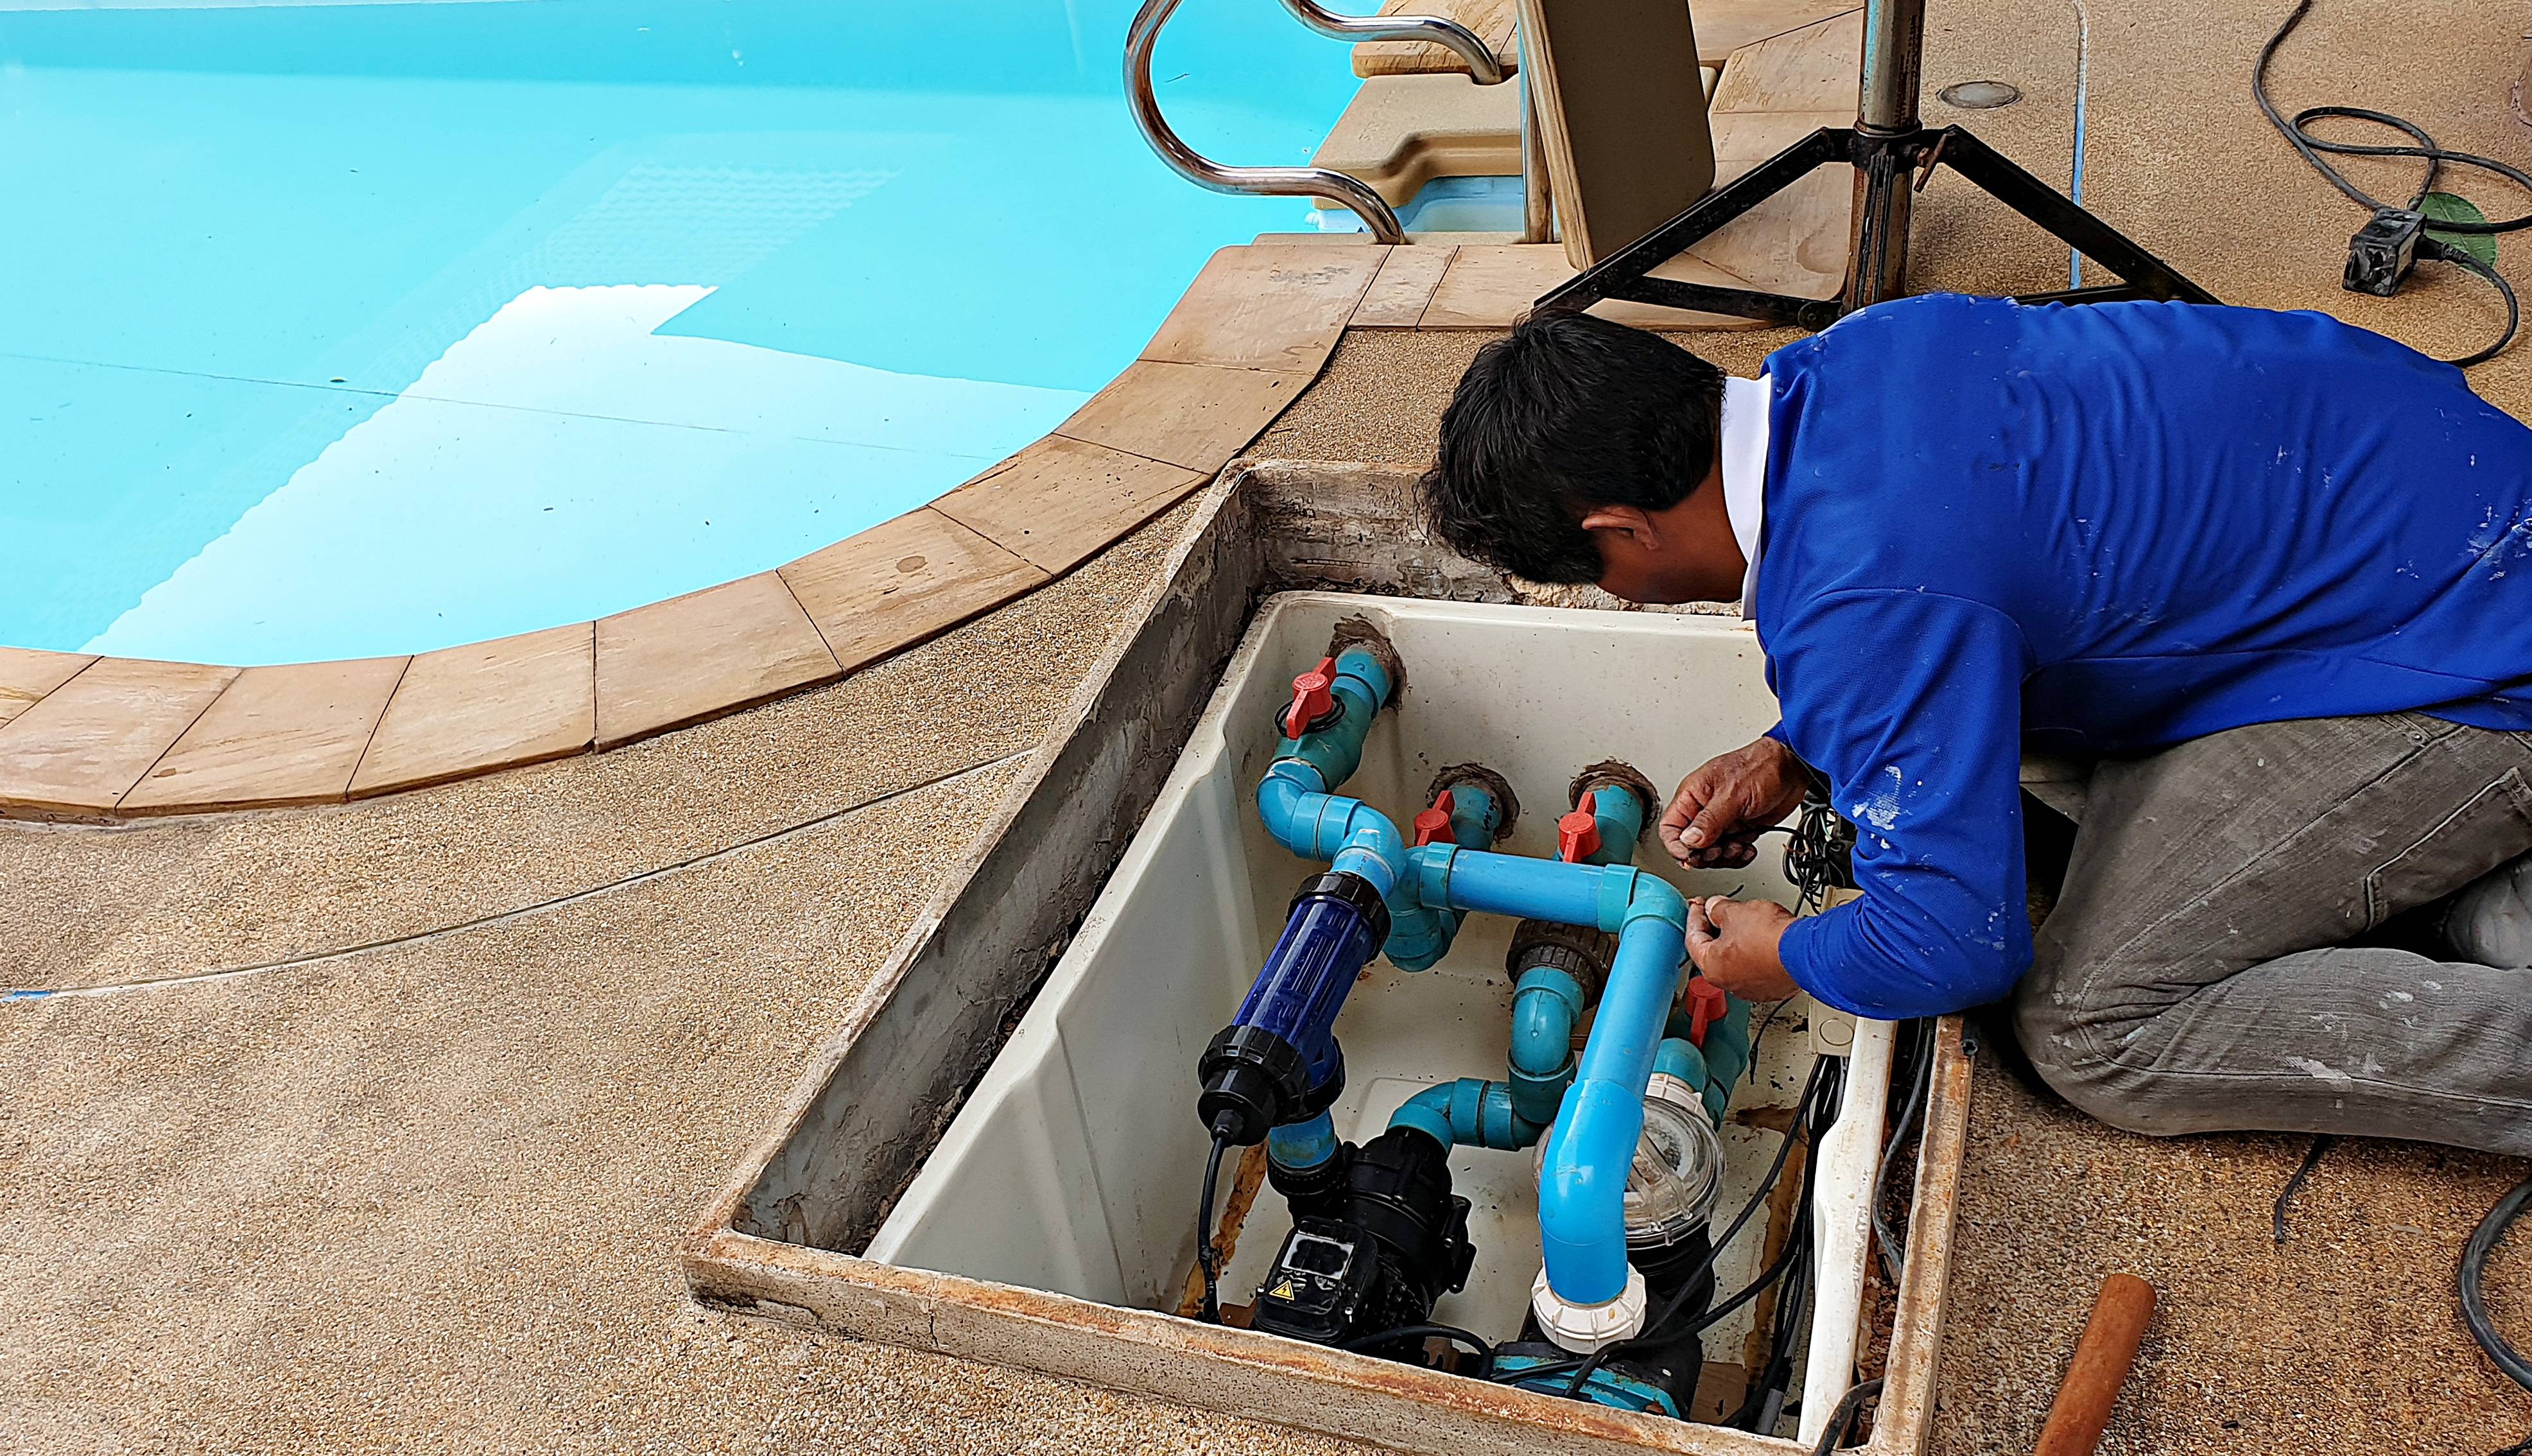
[0,205,1811,823]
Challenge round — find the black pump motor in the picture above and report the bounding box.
[1250,1127,1474,1355]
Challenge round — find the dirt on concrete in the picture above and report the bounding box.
[1,504,1348,1456]
[1931,1063,2532,1455]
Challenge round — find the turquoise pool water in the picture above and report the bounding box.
[0,0,1359,664]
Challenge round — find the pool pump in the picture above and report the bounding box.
[1190,621,1754,1416]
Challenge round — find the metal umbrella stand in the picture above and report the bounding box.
[1537,0,2217,325]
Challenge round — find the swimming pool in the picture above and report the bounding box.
[0,0,1360,665]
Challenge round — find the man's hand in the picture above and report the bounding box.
[1685,896,1798,1002]
[1660,736,1808,869]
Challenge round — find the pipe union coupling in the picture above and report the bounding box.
[1529,1263,1648,1354]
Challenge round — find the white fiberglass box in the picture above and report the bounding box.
[867,591,1889,1434]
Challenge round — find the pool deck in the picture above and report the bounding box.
[8,0,2532,1452]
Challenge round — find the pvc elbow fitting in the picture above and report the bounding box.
[1615,871,1688,932]
[1381,901,1456,971]
[1508,968,1582,1125]
[1389,1077,1542,1153]
[1653,1035,1709,1089]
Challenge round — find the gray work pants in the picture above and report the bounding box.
[2013,712,2532,1156]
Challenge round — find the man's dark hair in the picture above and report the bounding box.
[1418,309,1724,583]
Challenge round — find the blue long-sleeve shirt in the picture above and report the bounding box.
[1760,295,2532,1019]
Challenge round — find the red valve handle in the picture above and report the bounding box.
[1281,656,1338,738]
[1556,790,1601,863]
[1687,976,1729,1047]
[1412,788,1457,848]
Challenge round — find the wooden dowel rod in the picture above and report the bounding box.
[2034,1272,2157,1456]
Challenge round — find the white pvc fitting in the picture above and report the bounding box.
[1529,1264,1647,1354]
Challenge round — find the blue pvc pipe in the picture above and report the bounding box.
[1414,846,1606,928]
[1535,881,1692,1307]
[1388,1077,1545,1153]
[1507,965,1582,1125]
[1412,847,1688,939]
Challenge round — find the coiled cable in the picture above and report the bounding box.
[2253,0,2529,365]
[2461,1174,2532,1456]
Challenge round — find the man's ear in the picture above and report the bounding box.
[1578,504,1660,554]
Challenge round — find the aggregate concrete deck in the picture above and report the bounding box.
[10,0,2532,1451]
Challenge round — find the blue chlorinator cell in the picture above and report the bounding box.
[1235,885,1380,1088]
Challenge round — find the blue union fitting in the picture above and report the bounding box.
[1387,1077,1545,1152]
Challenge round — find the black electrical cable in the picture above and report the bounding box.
[1195,1129,1233,1323]
[1748,996,1800,1082]
[1727,1232,1812,1428]
[2461,1174,2532,1456]
[1733,1077,1833,1433]
[1872,1019,1935,1288]
[2271,1133,2337,1247]
[1526,1213,1819,1394]
[1782,795,1851,915]
[2253,0,2531,366]
[1807,1376,1885,1455]
[1337,1322,1497,1378]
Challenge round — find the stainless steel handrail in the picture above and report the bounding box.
[1274,0,1504,83]
[1125,0,1507,245]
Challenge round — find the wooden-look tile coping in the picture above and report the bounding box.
[0,30,1860,825]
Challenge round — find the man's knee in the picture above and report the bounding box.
[2001,1007,2221,1139]
[2006,949,2200,1138]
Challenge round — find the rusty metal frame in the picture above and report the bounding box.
[681,460,1972,1456]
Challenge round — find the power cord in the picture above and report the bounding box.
[2461,1174,2532,1456]
[2254,0,2531,366]
[1871,1018,1936,1288]
[1807,1376,1884,1455]
[1337,1322,1496,1376]
[1194,1126,1234,1322]
[2270,1133,2337,1246]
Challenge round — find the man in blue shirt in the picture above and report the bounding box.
[1421,297,2532,1156]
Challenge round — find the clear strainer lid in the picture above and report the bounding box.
[1532,1082,1725,1249]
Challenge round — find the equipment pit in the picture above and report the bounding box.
[682,462,1972,1456]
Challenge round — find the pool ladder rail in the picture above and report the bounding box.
[1125,0,1545,244]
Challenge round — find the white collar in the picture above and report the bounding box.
[1719,372,1772,615]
